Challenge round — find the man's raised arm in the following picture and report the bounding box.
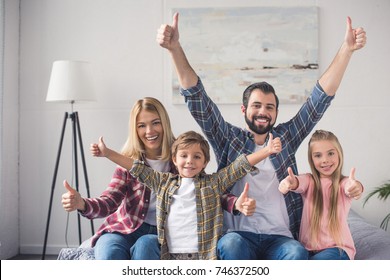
[318,16,366,96]
[157,12,198,89]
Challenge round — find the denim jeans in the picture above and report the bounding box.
[94,222,158,260]
[309,248,350,260]
[131,233,160,260]
[217,231,308,260]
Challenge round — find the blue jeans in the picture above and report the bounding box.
[217,231,308,260]
[131,234,160,260]
[94,222,159,260]
[309,248,350,260]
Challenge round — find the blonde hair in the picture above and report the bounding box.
[307,130,345,249]
[171,131,210,165]
[121,97,175,161]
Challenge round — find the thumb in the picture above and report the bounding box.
[268,133,273,143]
[99,136,106,148]
[349,167,356,181]
[240,182,249,200]
[346,16,352,33]
[63,180,76,194]
[287,166,295,179]
[172,12,179,30]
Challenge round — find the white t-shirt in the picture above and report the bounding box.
[165,177,198,253]
[143,158,170,226]
[224,144,292,238]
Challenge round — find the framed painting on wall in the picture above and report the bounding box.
[167,6,318,104]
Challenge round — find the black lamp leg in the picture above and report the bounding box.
[74,112,95,235]
[42,111,95,259]
[42,112,69,260]
[70,112,82,245]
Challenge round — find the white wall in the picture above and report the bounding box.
[5,0,389,256]
[0,0,20,259]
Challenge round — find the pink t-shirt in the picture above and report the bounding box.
[295,174,355,260]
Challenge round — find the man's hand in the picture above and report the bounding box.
[345,16,366,52]
[156,12,180,50]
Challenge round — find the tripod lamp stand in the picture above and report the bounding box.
[42,60,96,260]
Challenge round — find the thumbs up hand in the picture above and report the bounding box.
[345,16,366,52]
[90,136,109,157]
[266,133,282,156]
[235,183,256,216]
[61,180,86,212]
[344,168,363,200]
[156,12,180,51]
[279,167,298,194]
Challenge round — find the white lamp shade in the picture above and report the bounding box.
[46,60,96,102]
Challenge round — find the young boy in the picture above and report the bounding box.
[91,130,282,260]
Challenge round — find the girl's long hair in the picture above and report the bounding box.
[307,130,344,249]
[121,97,175,161]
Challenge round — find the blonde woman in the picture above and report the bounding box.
[61,97,176,260]
[279,130,363,260]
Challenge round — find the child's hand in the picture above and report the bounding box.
[235,183,256,216]
[344,167,363,199]
[278,167,298,194]
[267,133,282,155]
[61,180,85,212]
[90,136,109,157]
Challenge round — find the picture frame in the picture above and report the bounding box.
[164,5,318,105]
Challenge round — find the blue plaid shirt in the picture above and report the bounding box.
[180,78,334,239]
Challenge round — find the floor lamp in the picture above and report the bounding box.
[42,60,96,260]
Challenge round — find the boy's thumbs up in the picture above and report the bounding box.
[241,182,249,201]
[235,183,256,216]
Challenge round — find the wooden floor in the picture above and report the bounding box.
[7,254,58,260]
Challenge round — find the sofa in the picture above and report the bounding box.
[57,210,390,260]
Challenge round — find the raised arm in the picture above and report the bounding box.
[90,136,134,170]
[318,16,366,96]
[156,12,198,89]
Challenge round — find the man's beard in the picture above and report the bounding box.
[245,114,274,135]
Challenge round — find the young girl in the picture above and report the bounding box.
[278,130,363,260]
[91,130,282,259]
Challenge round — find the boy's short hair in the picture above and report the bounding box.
[171,131,210,163]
